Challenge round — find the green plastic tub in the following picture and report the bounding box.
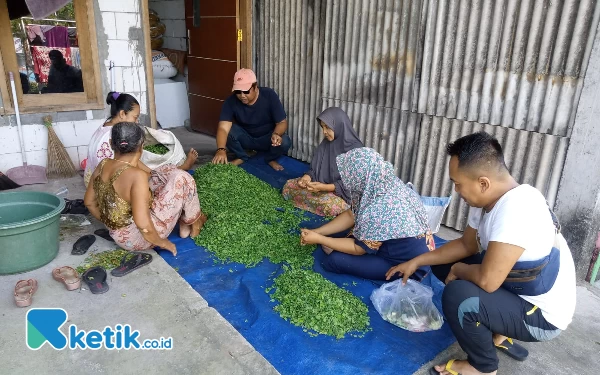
[0,191,65,275]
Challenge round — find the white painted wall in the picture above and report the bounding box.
[148,0,187,51]
[0,118,104,172]
[0,0,149,173]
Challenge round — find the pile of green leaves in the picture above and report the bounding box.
[144,144,169,155]
[192,164,370,338]
[267,268,370,338]
[193,164,315,268]
[76,249,129,274]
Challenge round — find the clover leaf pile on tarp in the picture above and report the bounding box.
[192,164,370,338]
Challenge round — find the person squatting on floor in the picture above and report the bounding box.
[212,68,291,171]
[386,132,576,375]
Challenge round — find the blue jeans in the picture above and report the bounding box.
[226,124,292,163]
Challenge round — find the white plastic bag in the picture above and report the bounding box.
[370,279,444,332]
[406,182,452,233]
[140,127,186,169]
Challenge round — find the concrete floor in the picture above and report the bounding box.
[1,126,599,374]
[0,176,278,375]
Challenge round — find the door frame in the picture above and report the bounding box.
[140,0,157,129]
[238,0,253,70]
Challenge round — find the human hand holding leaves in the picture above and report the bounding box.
[298,174,311,188]
[300,228,322,246]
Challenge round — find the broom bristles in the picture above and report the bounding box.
[47,126,78,178]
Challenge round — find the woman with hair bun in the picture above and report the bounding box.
[83,92,198,187]
[84,123,206,255]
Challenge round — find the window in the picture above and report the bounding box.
[0,0,103,114]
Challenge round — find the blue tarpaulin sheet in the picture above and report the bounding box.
[160,155,456,375]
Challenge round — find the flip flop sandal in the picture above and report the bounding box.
[111,252,153,277]
[429,359,461,375]
[53,266,81,291]
[61,200,72,214]
[94,229,115,242]
[81,266,109,294]
[72,234,96,255]
[14,279,38,307]
[496,338,529,361]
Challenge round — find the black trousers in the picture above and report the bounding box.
[432,258,561,373]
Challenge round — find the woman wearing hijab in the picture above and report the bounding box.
[300,147,435,281]
[282,107,363,217]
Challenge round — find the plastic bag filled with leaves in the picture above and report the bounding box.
[370,279,443,332]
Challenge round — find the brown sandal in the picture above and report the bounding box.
[52,266,81,291]
[14,279,38,308]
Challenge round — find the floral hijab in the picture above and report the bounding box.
[336,147,430,241]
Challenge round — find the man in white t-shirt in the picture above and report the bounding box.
[386,132,576,375]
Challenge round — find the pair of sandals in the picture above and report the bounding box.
[80,252,154,294]
[429,339,528,375]
[14,266,82,307]
[71,229,115,256]
[13,253,153,306]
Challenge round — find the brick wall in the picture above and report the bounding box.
[0,0,149,172]
[148,0,187,51]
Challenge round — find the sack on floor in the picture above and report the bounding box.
[140,127,186,169]
[370,279,443,332]
[406,182,451,233]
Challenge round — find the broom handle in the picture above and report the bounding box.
[9,72,28,166]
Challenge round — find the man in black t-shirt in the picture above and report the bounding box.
[212,69,291,171]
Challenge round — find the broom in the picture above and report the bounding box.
[43,115,78,178]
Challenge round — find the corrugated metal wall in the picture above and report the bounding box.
[255,0,327,162]
[412,116,570,229]
[256,0,600,230]
[320,0,425,182]
[412,0,599,229]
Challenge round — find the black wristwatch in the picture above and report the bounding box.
[216,147,227,152]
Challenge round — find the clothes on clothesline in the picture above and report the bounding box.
[70,47,81,69]
[26,25,70,47]
[31,46,71,83]
[26,25,45,44]
[45,26,69,47]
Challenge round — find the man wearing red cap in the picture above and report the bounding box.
[212,68,291,170]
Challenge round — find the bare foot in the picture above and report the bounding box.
[180,148,199,170]
[231,159,244,166]
[191,213,208,237]
[179,223,191,238]
[433,360,496,375]
[493,334,507,346]
[268,160,284,171]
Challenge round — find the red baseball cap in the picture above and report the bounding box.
[232,68,256,91]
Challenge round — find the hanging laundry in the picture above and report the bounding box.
[31,46,71,83]
[43,26,69,48]
[70,47,81,69]
[19,0,72,20]
[26,25,46,44]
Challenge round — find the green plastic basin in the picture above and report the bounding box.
[0,191,65,275]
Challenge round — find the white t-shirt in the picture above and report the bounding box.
[467,184,576,330]
[84,125,113,188]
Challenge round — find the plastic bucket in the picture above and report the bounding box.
[0,191,65,275]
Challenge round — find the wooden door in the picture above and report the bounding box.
[185,0,238,135]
